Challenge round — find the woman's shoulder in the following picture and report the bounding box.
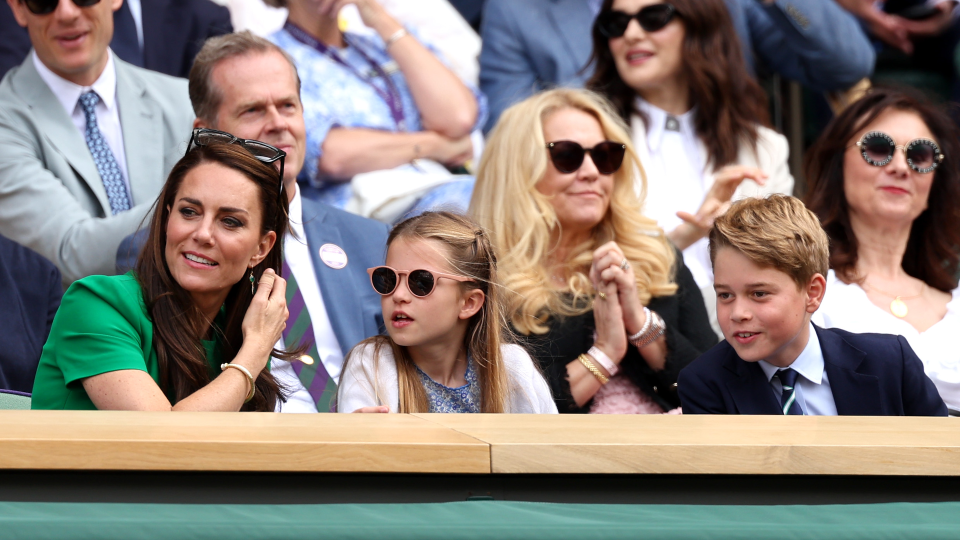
[61,272,148,323]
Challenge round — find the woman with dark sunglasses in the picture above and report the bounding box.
[586,0,794,332]
[336,212,556,414]
[471,88,717,414]
[806,88,960,416]
[32,141,301,411]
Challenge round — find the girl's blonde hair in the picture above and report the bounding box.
[469,88,677,335]
[339,212,510,413]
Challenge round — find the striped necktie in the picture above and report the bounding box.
[78,91,131,215]
[777,368,803,415]
[281,259,336,412]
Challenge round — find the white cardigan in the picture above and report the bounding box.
[631,109,794,333]
[337,342,558,413]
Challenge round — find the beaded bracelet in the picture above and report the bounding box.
[221,363,255,403]
[628,308,666,349]
[578,354,609,385]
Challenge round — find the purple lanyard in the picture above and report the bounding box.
[284,21,407,131]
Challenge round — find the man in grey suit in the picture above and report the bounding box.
[0,0,193,285]
[479,0,876,132]
[189,32,389,412]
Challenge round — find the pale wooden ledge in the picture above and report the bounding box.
[413,414,960,475]
[0,412,957,476]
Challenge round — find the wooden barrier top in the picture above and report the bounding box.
[0,411,957,475]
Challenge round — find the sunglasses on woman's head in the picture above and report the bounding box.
[367,266,473,298]
[186,128,286,200]
[596,4,678,39]
[546,140,626,175]
[855,131,943,174]
[23,0,99,15]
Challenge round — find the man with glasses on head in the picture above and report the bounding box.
[188,31,389,413]
[0,0,193,285]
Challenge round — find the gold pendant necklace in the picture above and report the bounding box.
[866,281,925,319]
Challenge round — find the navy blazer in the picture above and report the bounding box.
[0,234,62,393]
[299,197,389,355]
[678,325,947,416]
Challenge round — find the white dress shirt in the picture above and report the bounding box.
[633,98,714,288]
[758,323,838,416]
[126,0,144,49]
[272,185,344,413]
[33,50,132,198]
[813,270,960,412]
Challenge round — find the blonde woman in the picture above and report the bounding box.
[471,88,718,414]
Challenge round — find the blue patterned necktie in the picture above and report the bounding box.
[777,368,804,415]
[79,91,131,215]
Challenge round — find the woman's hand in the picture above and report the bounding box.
[670,165,767,249]
[591,264,628,363]
[353,406,389,413]
[591,241,646,338]
[421,131,473,167]
[318,0,400,35]
[240,269,289,371]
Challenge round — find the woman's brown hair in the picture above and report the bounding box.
[340,212,510,413]
[135,143,297,411]
[804,87,960,292]
[585,0,769,171]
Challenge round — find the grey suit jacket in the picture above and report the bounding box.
[0,52,193,285]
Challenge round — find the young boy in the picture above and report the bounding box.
[678,195,946,416]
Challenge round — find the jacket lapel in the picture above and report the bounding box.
[818,326,882,415]
[722,347,783,414]
[116,60,164,205]
[546,0,596,80]
[12,57,110,214]
[300,198,365,356]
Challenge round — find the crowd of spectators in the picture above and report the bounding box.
[0,0,958,417]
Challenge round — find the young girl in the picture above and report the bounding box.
[336,212,557,413]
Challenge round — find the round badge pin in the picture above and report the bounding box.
[319,243,348,269]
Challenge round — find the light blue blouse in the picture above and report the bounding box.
[416,360,480,413]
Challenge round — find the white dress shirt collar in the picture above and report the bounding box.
[635,96,696,154]
[287,183,304,238]
[33,49,118,116]
[758,323,824,384]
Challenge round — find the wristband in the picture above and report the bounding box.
[384,28,409,49]
[587,345,618,376]
[578,354,609,385]
[221,363,255,403]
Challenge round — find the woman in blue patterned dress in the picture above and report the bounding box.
[265,0,486,217]
[336,212,556,413]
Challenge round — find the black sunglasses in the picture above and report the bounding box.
[854,131,943,174]
[367,266,472,298]
[23,0,99,15]
[596,4,678,38]
[186,128,286,200]
[546,140,626,175]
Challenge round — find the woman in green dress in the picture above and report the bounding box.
[33,131,299,411]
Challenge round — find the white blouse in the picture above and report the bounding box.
[813,270,960,412]
[337,342,558,414]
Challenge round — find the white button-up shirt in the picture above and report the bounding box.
[758,324,838,416]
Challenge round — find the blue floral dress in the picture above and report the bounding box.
[270,26,487,215]
[416,361,481,413]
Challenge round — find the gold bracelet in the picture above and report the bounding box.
[221,363,255,403]
[578,354,609,385]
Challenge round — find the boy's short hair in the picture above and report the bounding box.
[709,195,829,289]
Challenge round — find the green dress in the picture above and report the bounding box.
[32,272,222,410]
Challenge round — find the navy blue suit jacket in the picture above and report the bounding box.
[678,325,947,416]
[299,197,388,355]
[0,234,62,393]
